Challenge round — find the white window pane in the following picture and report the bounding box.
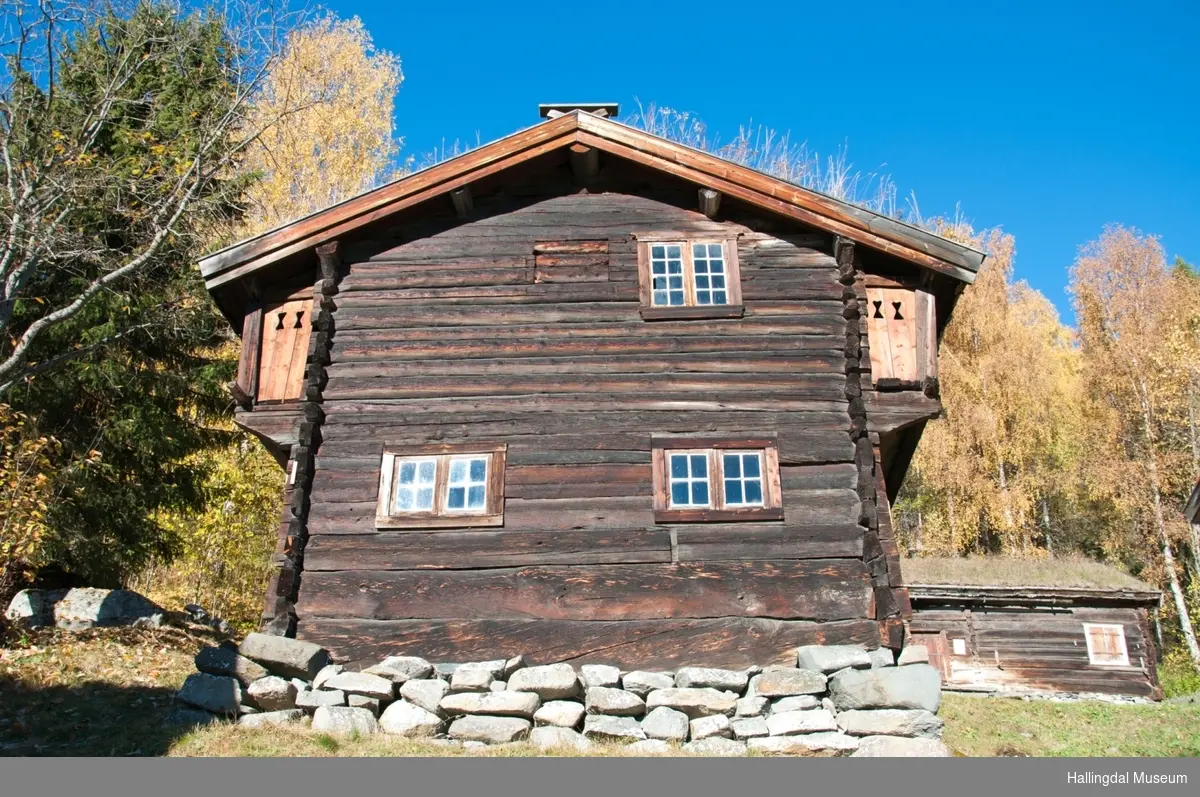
[417,460,436,483]
[394,487,415,512]
[449,459,467,482]
[416,487,434,510]
[398,461,417,485]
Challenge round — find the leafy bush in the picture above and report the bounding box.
[1159,647,1200,698]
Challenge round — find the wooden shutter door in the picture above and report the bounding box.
[865,287,919,382]
[256,296,313,402]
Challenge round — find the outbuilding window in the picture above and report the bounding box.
[636,236,743,320]
[1083,623,1129,667]
[376,443,506,529]
[651,436,782,522]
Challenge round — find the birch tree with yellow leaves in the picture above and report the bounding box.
[1071,225,1200,664]
[236,14,404,236]
[898,223,1089,558]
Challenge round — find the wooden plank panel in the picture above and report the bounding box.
[864,287,893,380]
[297,617,882,670]
[884,288,918,381]
[304,529,673,571]
[236,305,263,398]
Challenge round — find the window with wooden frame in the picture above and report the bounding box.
[651,436,782,522]
[375,443,506,529]
[1083,623,1130,667]
[636,235,743,320]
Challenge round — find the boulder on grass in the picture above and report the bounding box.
[311,705,378,736]
[683,737,747,756]
[766,709,838,736]
[851,735,952,757]
[748,733,860,755]
[379,701,444,737]
[447,715,532,744]
[582,714,646,742]
[6,588,164,630]
[827,665,942,713]
[238,633,330,681]
[689,714,732,740]
[836,709,944,738]
[640,706,689,742]
[626,739,672,755]
[245,676,297,711]
[177,672,241,716]
[238,709,305,729]
[530,726,592,751]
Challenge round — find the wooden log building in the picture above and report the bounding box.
[196,104,987,669]
[905,558,1163,700]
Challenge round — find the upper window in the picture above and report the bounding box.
[636,236,743,320]
[376,444,506,529]
[1083,623,1129,667]
[651,436,782,522]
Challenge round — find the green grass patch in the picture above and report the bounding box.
[940,693,1200,757]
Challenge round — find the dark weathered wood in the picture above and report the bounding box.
[298,617,882,670]
[297,560,871,622]
[303,529,673,571]
[237,303,263,399]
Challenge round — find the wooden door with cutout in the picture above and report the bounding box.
[256,295,313,402]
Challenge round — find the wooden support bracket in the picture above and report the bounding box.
[569,143,600,184]
[698,188,721,218]
[450,187,473,218]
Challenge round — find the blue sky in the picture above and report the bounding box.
[329,0,1198,323]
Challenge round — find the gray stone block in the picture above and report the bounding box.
[311,705,377,736]
[621,671,674,697]
[507,663,580,700]
[177,672,241,716]
[534,700,586,728]
[674,667,749,692]
[296,689,345,712]
[749,732,860,754]
[766,708,837,736]
[644,688,737,719]
[583,714,646,742]
[836,709,944,738]
[827,665,942,713]
[379,701,444,737]
[440,691,541,718]
[755,668,827,697]
[530,726,592,751]
[194,646,268,687]
[689,714,732,740]
[238,709,305,728]
[585,687,645,717]
[245,675,297,711]
[640,706,689,742]
[796,645,873,673]
[238,633,330,681]
[448,715,532,744]
[683,737,747,756]
[399,679,449,715]
[731,716,770,740]
[851,735,952,757]
[580,664,621,689]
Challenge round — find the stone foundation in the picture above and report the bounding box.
[175,636,950,757]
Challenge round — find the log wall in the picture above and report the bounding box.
[278,186,897,669]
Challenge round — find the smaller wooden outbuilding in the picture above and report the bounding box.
[905,558,1163,700]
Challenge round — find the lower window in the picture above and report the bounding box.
[651,436,783,522]
[376,443,506,529]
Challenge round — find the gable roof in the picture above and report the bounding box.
[198,110,987,292]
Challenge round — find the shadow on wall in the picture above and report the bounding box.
[0,676,192,756]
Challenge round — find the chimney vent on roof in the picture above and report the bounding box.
[539,103,619,119]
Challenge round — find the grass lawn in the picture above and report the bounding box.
[2,627,1198,757]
